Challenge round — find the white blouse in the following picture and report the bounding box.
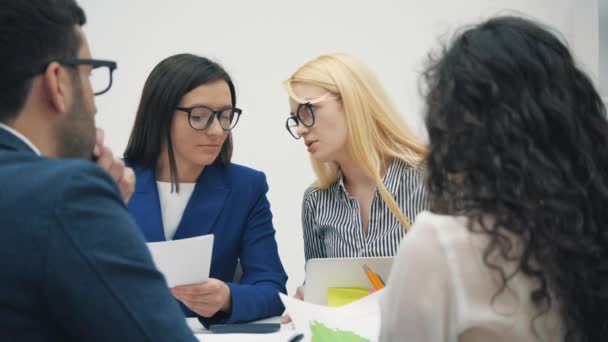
[380,211,563,342]
[156,182,196,240]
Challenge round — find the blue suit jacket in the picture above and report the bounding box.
[0,128,196,342]
[126,160,287,325]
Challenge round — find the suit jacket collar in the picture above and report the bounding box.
[131,161,230,241]
[0,126,39,155]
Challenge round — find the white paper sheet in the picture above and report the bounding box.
[196,331,302,342]
[279,289,383,342]
[146,234,214,287]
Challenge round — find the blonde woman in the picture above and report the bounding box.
[284,53,429,300]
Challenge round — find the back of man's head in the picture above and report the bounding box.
[0,0,86,122]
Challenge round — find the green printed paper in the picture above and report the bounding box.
[327,287,370,307]
[310,320,370,342]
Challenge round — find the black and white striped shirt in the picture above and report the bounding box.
[302,158,429,261]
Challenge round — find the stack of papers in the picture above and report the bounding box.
[280,289,384,342]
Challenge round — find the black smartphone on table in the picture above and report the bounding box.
[208,323,281,334]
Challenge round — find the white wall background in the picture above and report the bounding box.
[599,0,608,96]
[78,0,599,294]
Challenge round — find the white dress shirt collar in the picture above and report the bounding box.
[0,123,41,155]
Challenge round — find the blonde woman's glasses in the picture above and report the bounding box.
[285,93,340,139]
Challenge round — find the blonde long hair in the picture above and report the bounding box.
[285,53,426,231]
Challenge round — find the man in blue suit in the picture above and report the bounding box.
[0,1,196,341]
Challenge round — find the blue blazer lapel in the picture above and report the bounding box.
[173,162,230,240]
[128,166,166,242]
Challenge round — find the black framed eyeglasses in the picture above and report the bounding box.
[285,94,340,139]
[286,103,314,139]
[38,58,117,96]
[176,106,243,131]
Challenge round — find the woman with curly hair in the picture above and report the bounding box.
[380,16,608,342]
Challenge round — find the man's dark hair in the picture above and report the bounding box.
[0,0,86,121]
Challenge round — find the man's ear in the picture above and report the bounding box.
[43,62,70,114]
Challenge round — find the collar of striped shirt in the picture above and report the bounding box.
[333,158,406,203]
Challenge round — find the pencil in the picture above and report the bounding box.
[376,273,386,286]
[371,271,385,289]
[363,264,383,290]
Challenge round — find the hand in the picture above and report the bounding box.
[93,128,135,203]
[171,278,232,318]
[294,285,304,300]
[280,285,305,324]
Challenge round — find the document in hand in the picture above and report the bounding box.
[280,289,383,342]
[147,234,214,287]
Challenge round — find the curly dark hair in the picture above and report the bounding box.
[424,16,608,341]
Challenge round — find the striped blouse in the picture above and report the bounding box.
[302,158,430,261]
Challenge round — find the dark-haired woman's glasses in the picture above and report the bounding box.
[176,106,242,131]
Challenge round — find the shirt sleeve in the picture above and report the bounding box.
[302,187,327,261]
[198,171,288,325]
[379,212,454,342]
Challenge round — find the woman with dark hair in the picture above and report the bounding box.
[124,54,287,326]
[380,16,608,341]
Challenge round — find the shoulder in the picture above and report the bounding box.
[50,159,123,210]
[221,163,269,199]
[0,156,121,230]
[60,158,119,190]
[409,212,469,241]
[14,157,118,199]
[404,212,482,266]
[224,162,264,181]
[302,185,323,207]
[223,162,266,186]
[50,160,138,246]
[2,157,125,226]
[392,160,428,205]
[394,158,426,182]
[123,158,150,177]
[391,212,467,285]
[63,158,118,185]
[123,158,135,169]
